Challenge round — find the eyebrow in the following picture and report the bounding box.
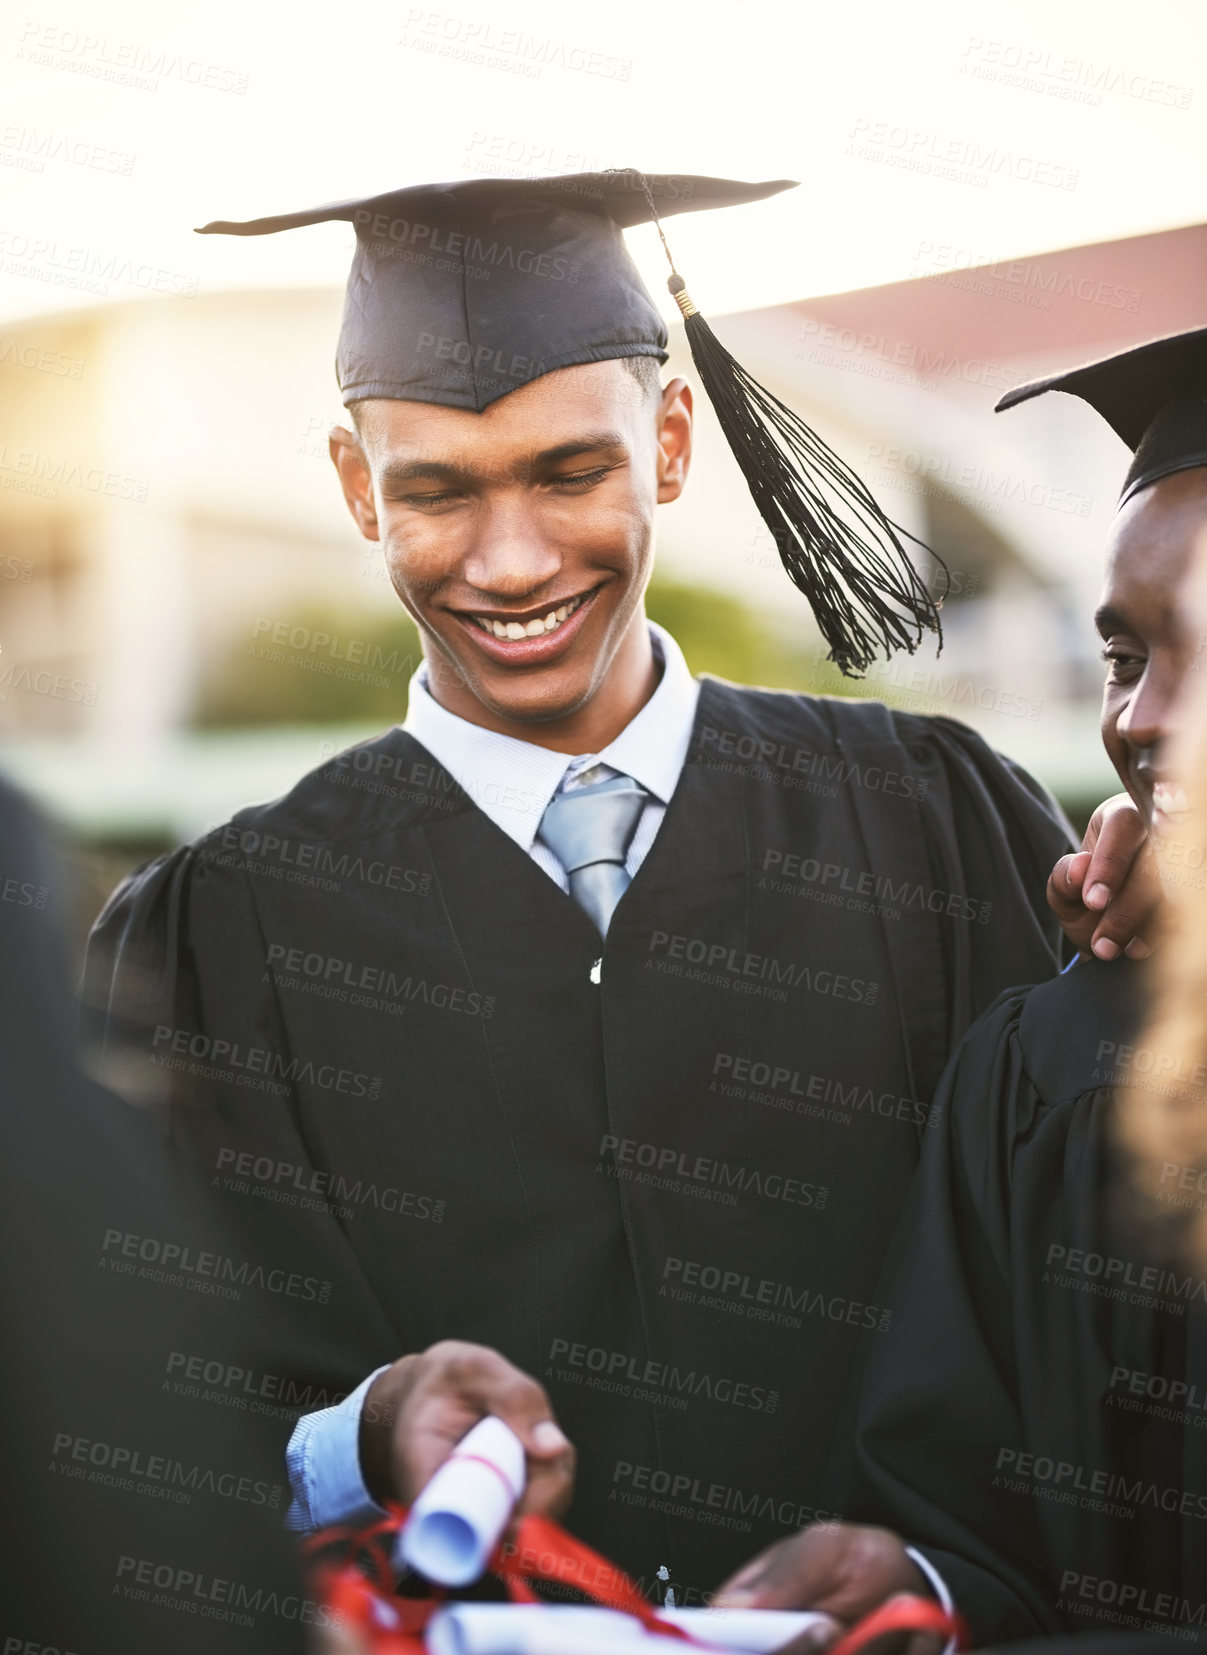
[378,432,628,490]
[538,434,627,465]
[1095,599,1179,641]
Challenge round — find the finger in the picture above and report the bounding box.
[1087,920,1130,960]
[394,1396,481,1499]
[399,1420,572,1517]
[1046,851,1091,919]
[1086,857,1162,960]
[486,1378,572,1467]
[1088,916,1141,960]
[424,1342,571,1460]
[715,1535,801,1602]
[358,1357,450,1504]
[768,1612,844,1655]
[1047,854,1094,952]
[517,1439,576,1520]
[887,1587,948,1655]
[1066,849,1092,891]
[320,1616,379,1655]
[716,1536,833,1611]
[1064,850,1092,900]
[1081,800,1148,909]
[836,1595,945,1655]
[450,1359,576,1513]
[1106,843,1163,935]
[717,1525,917,1619]
[715,1541,786,1603]
[902,1634,945,1655]
[392,1343,569,1503]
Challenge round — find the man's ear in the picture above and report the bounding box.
[656,377,693,504]
[330,424,380,542]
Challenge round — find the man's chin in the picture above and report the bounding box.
[455,663,597,729]
[1151,806,1186,845]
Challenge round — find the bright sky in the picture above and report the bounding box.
[0,0,1204,329]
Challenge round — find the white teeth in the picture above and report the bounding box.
[1154,783,1191,819]
[474,593,584,640]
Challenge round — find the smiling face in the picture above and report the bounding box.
[330,359,692,749]
[1098,467,1207,836]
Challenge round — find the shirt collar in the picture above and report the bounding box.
[594,624,698,806]
[401,622,699,853]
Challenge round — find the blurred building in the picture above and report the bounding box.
[2,220,1205,842]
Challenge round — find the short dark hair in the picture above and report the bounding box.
[619,354,663,399]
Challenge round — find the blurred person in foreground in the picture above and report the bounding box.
[0,776,308,1651]
[1120,536,1207,1258]
[711,333,1207,1646]
[80,170,1151,1604]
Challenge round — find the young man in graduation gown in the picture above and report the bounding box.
[714,329,1207,1644]
[80,170,1146,1602]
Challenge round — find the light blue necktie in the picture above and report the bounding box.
[537,768,649,937]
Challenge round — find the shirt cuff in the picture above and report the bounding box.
[905,1547,956,1654]
[285,1365,392,1533]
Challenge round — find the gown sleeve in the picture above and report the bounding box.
[828,986,1065,1645]
[824,700,1075,1111]
[911,713,1076,998]
[926,717,1079,1094]
[81,833,281,1106]
[79,831,402,1397]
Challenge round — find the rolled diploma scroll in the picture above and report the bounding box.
[660,1608,828,1651]
[426,1603,830,1655]
[398,1416,526,1586]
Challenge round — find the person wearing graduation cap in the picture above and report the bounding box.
[81,170,1149,1602]
[715,328,1207,1645]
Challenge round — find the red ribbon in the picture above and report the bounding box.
[828,1595,967,1655]
[304,1509,965,1654]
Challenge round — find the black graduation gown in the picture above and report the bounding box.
[0,775,309,1652]
[833,957,1207,1646]
[80,678,1072,1602]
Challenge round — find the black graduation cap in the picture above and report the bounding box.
[197,170,944,674]
[996,326,1207,507]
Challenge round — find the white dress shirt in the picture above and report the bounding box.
[400,620,699,888]
[285,621,699,1532]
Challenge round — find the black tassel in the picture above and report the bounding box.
[633,176,947,676]
[668,273,946,677]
